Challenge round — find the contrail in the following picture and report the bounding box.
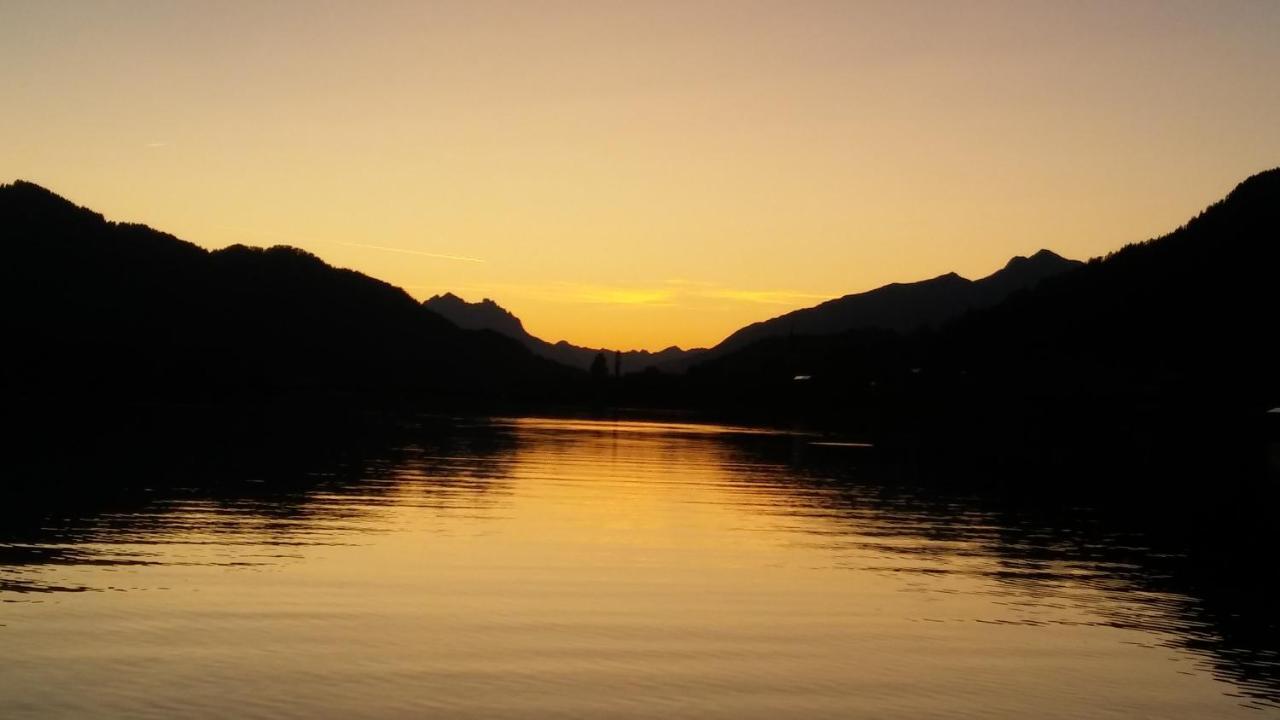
[331,240,485,263]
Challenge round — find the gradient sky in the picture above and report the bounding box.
[3,1,1278,350]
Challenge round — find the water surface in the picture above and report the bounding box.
[2,417,1276,718]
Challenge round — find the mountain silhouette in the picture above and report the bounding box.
[5,167,1276,476]
[424,292,703,374]
[939,168,1280,405]
[428,250,1080,375]
[681,167,1280,473]
[424,293,529,340]
[0,180,574,410]
[683,248,1081,369]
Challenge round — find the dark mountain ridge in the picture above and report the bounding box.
[5,167,1276,480]
[0,180,575,409]
[424,293,528,340]
[424,292,703,374]
[688,248,1081,367]
[679,167,1280,475]
[426,249,1079,375]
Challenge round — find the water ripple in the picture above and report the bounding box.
[1,417,1276,718]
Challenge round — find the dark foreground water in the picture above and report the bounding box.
[2,417,1277,718]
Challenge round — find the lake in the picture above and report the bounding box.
[2,416,1276,718]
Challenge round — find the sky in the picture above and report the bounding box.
[3,1,1278,350]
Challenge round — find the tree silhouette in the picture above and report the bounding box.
[589,352,609,380]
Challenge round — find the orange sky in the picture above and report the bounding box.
[3,1,1278,350]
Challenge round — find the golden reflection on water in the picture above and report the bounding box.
[0,417,1275,719]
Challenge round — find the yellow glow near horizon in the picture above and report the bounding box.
[3,1,1278,350]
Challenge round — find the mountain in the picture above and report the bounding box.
[940,168,1280,403]
[427,250,1078,376]
[423,292,703,374]
[423,293,529,341]
[679,167,1280,473]
[686,248,1081,368]
[0,180,574,409]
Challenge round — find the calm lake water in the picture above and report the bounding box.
[2,417,1277,718]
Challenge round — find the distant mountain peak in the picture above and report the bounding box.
[1003,248,1068,270]
[424,292,527,339]
[423,293,704,373]
[688,248,1083,367]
